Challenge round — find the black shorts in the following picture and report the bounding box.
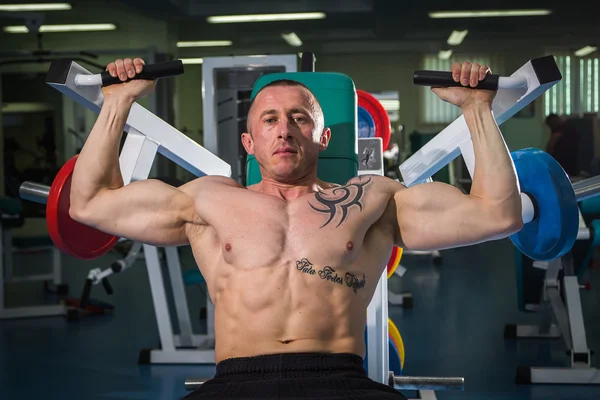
[183,352,407,400]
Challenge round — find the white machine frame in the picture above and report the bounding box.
[47,60,231,364]
[356,137,391,384]
[400,56,561,190]
[506,211,600,384]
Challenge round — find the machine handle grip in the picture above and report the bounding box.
[413,70,500,91]
[100,60,184,87]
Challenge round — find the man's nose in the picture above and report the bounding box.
[278,118,296,139]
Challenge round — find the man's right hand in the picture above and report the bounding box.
[102,58,156,101]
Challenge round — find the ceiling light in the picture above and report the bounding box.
[281,32,303,47]
[447,30,468,45]
[4,23,116,33]
[180,58,204,65]
[575,46,597,57]
[177,40,232,47]
[429,9,551,18]
[0,3,71,11]
[207,12,326,24]
[438,50,453,60]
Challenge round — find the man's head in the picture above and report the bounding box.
[545,113,563,131]
[241,79,331,183]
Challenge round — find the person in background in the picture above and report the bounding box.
[545,113,580,178]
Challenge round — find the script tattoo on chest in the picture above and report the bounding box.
[296,258,366,294]
[309,176,372,228]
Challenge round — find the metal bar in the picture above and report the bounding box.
[573,175,600,202]
[563,276,590,357]
[19,182,50,204]
[185,375,466,392]
[394,376,465,391]
[185,378,207,390]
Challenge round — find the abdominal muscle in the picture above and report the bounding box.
[209,259,372,363]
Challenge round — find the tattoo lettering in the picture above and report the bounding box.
[309,176,372,228]
[344,271,367,293]
[296,258,317,275]
[296,258,366,293]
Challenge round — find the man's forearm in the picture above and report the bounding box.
[71,94,134,209]
[464,103,521,208]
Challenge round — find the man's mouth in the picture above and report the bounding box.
[275,148,297,155]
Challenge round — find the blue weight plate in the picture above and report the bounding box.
[509,148,579,261]
[357,105,376,139]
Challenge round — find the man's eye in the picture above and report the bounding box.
[264,118,276,123]
[294,117,307,123]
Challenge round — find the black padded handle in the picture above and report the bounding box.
[100,60,184,87]
[102,278,113,295]
[413,70,500,91]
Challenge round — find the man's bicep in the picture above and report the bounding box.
[79,179,198,246]
[394,182,514,251]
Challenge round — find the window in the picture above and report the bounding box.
[420,53,505,124]
[545,54,599,116]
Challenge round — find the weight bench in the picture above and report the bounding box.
[504,208,600,384]
[0,197,68,319]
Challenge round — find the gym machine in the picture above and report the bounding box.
[504,183,600,385]
[19,59,231,364]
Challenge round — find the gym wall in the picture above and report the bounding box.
[173,50,551,155]
[0,0,571,201]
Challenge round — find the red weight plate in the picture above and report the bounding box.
[357,89,392,151]
[46,155,119,260]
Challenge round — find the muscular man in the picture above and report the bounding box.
[69,58,523,399]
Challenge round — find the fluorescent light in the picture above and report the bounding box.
[4,23,116,33]
[0,3,71,11]
[379,100,400,111]
[429,9,551,18]
[177,40,232,47]
[180,58,204,65]
[438,50,453,60]
[207,12,326,24]
[575,46,597,57]
[447,30,468,45]
[281,32,303,47]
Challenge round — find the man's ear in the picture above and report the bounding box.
[241,132,254,154]
[319,128,331,151]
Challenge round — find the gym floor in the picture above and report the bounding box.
[1,238,600,400]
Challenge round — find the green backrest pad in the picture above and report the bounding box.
[246,72,358,186]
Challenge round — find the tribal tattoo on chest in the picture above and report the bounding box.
[296,258,366,293]
[309,176,373,228]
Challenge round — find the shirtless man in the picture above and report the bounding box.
[69,58,523,400]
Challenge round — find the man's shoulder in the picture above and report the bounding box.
[343,174,398,188]
[323,175,403,197]
[186,175,244,192]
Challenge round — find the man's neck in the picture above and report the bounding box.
[254,175,334,201]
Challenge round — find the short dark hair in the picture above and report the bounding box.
[246,79,324,134]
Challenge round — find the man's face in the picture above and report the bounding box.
[241,85,330,182]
